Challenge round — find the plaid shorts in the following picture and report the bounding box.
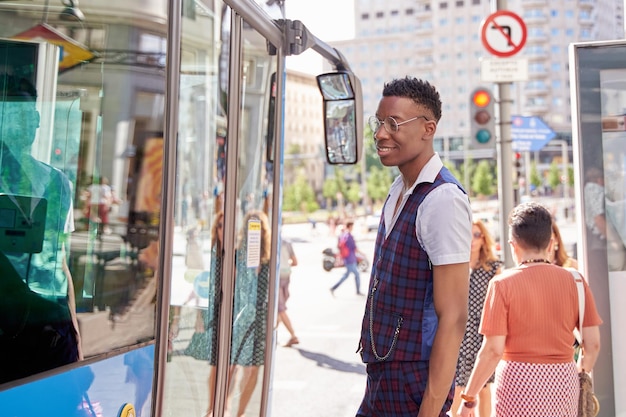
[356,361,453,417]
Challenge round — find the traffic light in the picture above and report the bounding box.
[469,88,495,149]
[513,152,522,180]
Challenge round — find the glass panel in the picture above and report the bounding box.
[228,22,276,417]
[0,0,164,388]
[162,4,277,417]
[162,1,227,416]
[572,42,626,417]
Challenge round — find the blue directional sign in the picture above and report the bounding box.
[511,116,556,152]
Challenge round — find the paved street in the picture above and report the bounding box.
[271,221,375,417]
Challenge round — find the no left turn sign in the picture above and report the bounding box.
[481,10,527,58]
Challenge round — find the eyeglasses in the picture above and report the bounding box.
[368,115,430,134]
[473,232,483,239]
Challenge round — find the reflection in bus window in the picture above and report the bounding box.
[0,73,80,382]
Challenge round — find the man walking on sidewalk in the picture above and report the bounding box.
[331,221,362,295]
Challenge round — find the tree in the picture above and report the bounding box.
[366,166,393,207]
[471,159,496,197]
[530,161,543,191]
[283,171,319,213]
[548,161,561,191]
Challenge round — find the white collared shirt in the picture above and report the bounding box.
[382,153,472,265]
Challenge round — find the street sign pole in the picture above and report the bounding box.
[495,0,515,268]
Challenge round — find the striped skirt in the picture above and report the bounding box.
[494,361,578,417]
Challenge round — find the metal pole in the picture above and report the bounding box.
[495,0,515,268]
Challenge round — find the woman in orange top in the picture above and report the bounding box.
[458,202,602,417]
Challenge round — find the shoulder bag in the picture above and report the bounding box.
[567,268,600,417]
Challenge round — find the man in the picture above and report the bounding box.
[356,77,472,417]
[0,74,81,383]
[330,220,362,295]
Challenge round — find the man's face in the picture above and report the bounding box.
[372,96,435,171]
[0,100,39,149]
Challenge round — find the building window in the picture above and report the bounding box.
[440,2,448,9]
[472,0,480,4]
[456,0,464,6]
[376,11,384,18]
[361,13,370,19]
[391,10,399,16]
[406,8,414,15]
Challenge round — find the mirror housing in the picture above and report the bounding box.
[316,71,363,165]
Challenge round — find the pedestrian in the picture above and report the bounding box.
[278,236,299,347]
[450,220,501,417]
[357,76,472,417]
[330,220,362,296]
[550,221,578,269]
[457,202,602,417]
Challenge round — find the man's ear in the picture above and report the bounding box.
[422,119,437,140]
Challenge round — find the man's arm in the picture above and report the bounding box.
[418,262,469,417]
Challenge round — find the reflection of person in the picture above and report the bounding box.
[85,176,113,233]
[0,74,81,383]
[584,166,626,270]
[458,202,602,417]
[278,236,299,347]
[450,220,501,417]
[203,212,224,417]
[550,221,578,269]
[229,210,271,417]
[330,221,361,296]
[357,77,472,417]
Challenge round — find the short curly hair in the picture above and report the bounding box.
[382,76,442,122]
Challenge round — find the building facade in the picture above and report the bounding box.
[331,0,624,152]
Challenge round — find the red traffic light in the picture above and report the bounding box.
[472,90,491,108]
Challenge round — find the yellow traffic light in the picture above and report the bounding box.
[472,90,491,108]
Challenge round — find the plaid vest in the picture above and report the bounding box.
[359,167,465,363]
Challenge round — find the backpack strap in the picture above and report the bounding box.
[567,267,585,345]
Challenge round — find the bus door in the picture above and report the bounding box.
[160,2,281,417]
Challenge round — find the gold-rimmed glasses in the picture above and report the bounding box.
[368,115,431,134]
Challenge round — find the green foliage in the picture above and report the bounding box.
[366,166,393,205]
[471,159,496,197]
[530,161,543,189]
[283,171,319,213]
[548,161,561,189]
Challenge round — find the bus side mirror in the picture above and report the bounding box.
[316,71,362,165]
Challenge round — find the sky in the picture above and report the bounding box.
[283,0,356,74]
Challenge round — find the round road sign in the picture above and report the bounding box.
[481,10,527,58]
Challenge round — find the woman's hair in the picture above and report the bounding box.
[508,202,552,251]
[474,219,499,271]
[238,210,271,263]
[552,221,570,267]
[211,211,224,253]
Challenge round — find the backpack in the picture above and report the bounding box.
[338,233,350,259]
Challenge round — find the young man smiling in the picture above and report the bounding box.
[356,77,472,417]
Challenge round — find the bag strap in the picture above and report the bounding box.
[567,267,585,345]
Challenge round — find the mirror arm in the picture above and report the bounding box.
[276,19,352,72]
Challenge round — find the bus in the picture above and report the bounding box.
[0,0,362,416]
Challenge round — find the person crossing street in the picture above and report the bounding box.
[330,221,362,296]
